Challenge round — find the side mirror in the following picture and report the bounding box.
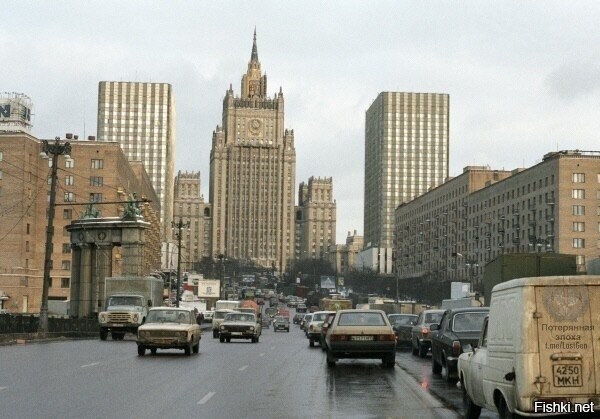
[429,323,439,331]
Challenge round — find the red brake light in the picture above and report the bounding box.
[376,334,396,341]
[452,340,461,356]
[422,327,429,335]
[330,334,348,342]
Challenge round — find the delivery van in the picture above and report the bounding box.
[458,275,600,417]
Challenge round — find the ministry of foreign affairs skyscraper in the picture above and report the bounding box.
[364,92,449,250]
[209,31,296,273]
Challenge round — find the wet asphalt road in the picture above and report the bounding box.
[0,320,463,418]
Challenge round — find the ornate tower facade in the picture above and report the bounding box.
[209,31,296,273]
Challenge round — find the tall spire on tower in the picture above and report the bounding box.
[251,27,258,62]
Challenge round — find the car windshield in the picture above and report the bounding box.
[390,315,417,325]
[108,296,143,306]
[274,316,287,322]
[424,312,443,323]
[214,311,231,319]
[225,313,255,322]
[452,312,487,332]
[303,315,312,321]
[146,310,191,324]
[312,313,328,321]
[338,312,386,326]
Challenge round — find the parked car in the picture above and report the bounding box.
[388,314,418,348]
[324,309,396,368]
[306,311,335,347]
[410,309,444,357]
[219,312,261,343]
[136,307,201,356]
[430,307,489,383]
[273,316,290,332]
[320,312,337,351]
[458,275,600,418]
[292,313,304,325]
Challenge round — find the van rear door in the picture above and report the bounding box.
[536,285,596,395]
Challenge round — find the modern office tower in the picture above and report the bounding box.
[172,171,212,273]
[0,132,161,313]
[364,92,449,250]
[96,81,175,249]
[209,31,296,273]
[295,176,337,261]
[394,150,600,284]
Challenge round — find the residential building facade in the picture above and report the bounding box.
[364,92,449,250]
[0,132,161,313]
[96,81,175,249]
[209,31,296,273]
[172,171,212,273]
[295,176,336,261]
[394,150,600,287]
[326,231,364,275]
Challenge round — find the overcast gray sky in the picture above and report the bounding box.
[3,1,599,242]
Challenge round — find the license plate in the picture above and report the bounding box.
[553,364,582,387]
[231,332,242,336]
[351,335,374,341]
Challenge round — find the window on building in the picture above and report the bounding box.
[61,260,71,270]
[90,176,103,187]
[0,170,3,180]
[63,209,72,219]
[0,151,3,161]
[61,278,70,288]
[572,238,585,248]
[65,159,74,168]
[572,222,585,232]
[89,193,102,203]
[25,241,29,252]
[572,189,585,199]
[62,243,71,253]
[91,159,104,169]
[576,255,586,266]
[572,173,585,183]
[65,175,74,186]
[64,192,74,202]
[573,205,585,216]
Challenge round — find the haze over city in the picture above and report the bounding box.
[2,1,599,241]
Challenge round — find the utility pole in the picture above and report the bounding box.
[172,218,190,308]
[38,137,71,334]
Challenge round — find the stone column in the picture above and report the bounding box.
[94,245,113,313]
[79,244,93,318]
[69,244,82,317]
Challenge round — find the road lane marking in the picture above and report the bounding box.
[198,392,215,405]
[0,387,7,391]
[80,362,99,368]
[239,365,249,371]
[259,352,265,357]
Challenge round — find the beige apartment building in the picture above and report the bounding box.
[326,231,364,275]
[394,150,600,288]
[209,31,295,273]
[97,81,175,251]
[364,92,449,250]
[172,171,211,273]
[0,132,160,313]
[295,176,336,261]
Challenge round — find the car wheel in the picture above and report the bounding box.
[213,330,219,338]
[100,329,108,341]
[418,343,428,358]
[184,342,192,356]
[443,363,456,383]
[219,336,225,343]
[432,356,442,375]
[498,395,520,418]
[382,353,396,368]
[462,380,482,419]
[150,348,157,355]
[226,337,231,343]
[137,345,145,356]
[111,333,119,341]
[309,338,315,347]
[326,349,336,367]
[193,342,199,354]
[411,339,418,356]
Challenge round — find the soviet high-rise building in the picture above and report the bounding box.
[96,82,176,252]
[209,31,296,273]
[364,92,449,250]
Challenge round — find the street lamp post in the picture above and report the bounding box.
[172,218,190,308]
[38,137,71,334]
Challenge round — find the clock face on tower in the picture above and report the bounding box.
[248,118,262,136]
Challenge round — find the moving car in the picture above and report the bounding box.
[212,308,236,338]
[458,275,600,418]
[410,309,444,357]
[219,312,261,343]
[324,309,396,368]
[306,311,335,347]
[292,313,304,324]
[388,313,418,348]
[273,315,290,332]
[430,307,489,383]
[300,313,313,332]
[136,307,201,356]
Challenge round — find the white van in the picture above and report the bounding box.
[458,276,600,417]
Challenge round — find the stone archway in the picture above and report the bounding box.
[66,217,150,318]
